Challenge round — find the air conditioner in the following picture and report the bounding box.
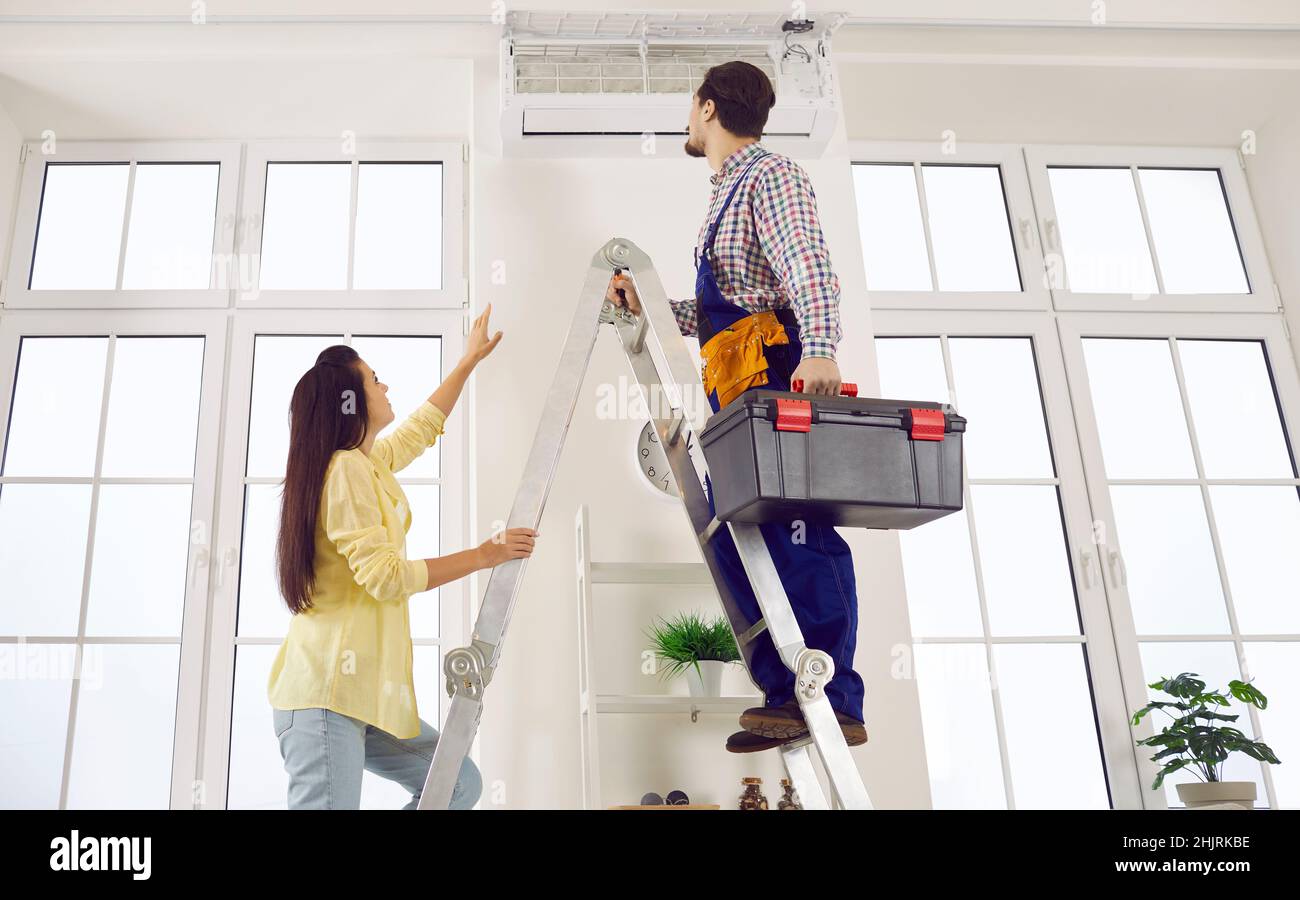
[500,11,846,159]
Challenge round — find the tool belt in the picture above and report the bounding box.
[699,307,798,409]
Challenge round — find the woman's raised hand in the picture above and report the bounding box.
[464,303,503,366]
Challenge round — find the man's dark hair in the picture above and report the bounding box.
[696,60,776,139]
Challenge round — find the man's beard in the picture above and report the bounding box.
[683,134,705,158]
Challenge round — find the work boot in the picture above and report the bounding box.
[725,729,804,754]
[740,699,868,746]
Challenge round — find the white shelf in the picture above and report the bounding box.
[588,561,712,585]
[583,693,761,715]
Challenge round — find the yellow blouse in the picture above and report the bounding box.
[267,400,447,739]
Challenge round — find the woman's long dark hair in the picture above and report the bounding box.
[276,345,370,614]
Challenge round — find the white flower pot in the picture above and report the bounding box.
[684,660,726,698]
[1175,781,1257,809]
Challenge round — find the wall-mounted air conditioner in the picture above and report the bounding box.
[500,11,845,159]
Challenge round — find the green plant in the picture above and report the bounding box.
[645,612,741,680]
[1132,672,1281,789]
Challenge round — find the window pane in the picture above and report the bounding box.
[226,644,282,809]
[921,165,1020,292]
[899,509,982,638]
[353,163,442,290]
[85,485,193,637]
[66,644,179,809]
[258,163,350,290]
[30,163,129,290]
[1241,642,1298,808]
[237,484,292,638]
[3,337,107,477]
[0,643,75,809]
[913,643,1005,809]
[994,644,1109,808]
[1081,338,1197,478]
[350,336,443,478]
[1138,169,1248,294]
[101,337,205,478]
[121,163,220,289]
[852,164,932,291]
[873,337,950,406]
[1137,642,1265,807]
[0,483,91,635]
[948,338,1054,479]
[1209,486,1300,635]
[1111,486,1228,635]
[403,484,440,640]
[246,335,343,478]
[1048,167,1158,295]
[1177,340,1293,479]
[970,485,1079,637]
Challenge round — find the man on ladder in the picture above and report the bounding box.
[607,60,868,754]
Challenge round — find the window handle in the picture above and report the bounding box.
[1078,546,1096,589]
[191,546,210,589]
[216,547,237,589]
[1018,217,1036,250]
[1044,218,1060,252]
[1107,549,1128,588]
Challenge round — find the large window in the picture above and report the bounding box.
[0,312,226,809]
[0,140,468,809]
[855,142,1300,809]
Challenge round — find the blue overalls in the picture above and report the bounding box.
[694,152,865,723]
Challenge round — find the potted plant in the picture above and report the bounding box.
[1132,672,1281,809]
[645,612,741,698]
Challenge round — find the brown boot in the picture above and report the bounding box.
[726,729,804,754]
[740,700,869,747]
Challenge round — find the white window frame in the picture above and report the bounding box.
[1056,311,1300,810]
[234,141,467,310]
[199,308,469,808]
[850,142,1050,312]
[871,308,1146,809]
[1023,145,1277,313]
[0,308,228,809]
[4,141,242,310]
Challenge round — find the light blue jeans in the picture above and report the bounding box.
[272,706,482,810]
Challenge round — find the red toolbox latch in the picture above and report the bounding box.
[909,408,946,441]
[775,398,812,432]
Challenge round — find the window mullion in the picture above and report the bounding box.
[913,162,941,293]
[1130,165,1166,296]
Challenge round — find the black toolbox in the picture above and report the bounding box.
[699,383,966,529]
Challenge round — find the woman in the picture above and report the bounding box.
[267,305,536,809]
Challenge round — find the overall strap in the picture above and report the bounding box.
[701,151,770,259]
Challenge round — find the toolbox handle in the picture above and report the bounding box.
[791,379,858,397]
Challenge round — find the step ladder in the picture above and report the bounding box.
[418,237,873,810]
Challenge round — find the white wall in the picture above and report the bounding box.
[1243,107,1300,365]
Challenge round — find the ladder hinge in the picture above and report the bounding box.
[462,277,470,307]
[462,143,469,163]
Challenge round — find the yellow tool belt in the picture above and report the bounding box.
[700,310,790,409]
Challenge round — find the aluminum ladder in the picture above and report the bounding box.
[418,237,872,810]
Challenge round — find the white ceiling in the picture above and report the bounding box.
[1,2,1298,143]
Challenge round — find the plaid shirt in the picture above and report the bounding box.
[671,141,842,361]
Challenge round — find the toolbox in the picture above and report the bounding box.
[699,382,966,529]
